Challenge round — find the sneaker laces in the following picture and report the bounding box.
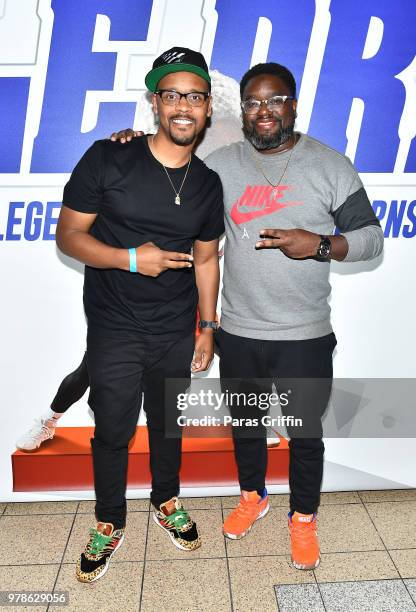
[27,419,54,439]
[85,528,112,556]
[290,518,317,544]
[163,509,191,530]
[232,496,259,520]
[40,423,54,439]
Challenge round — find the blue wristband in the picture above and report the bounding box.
[128,247,137,273]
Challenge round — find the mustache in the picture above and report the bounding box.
[169,115,196,123]
[255,115,282,125]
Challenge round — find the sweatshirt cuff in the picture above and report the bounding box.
[341,225,384,262]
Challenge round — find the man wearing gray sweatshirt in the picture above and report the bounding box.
[204,62,383,570]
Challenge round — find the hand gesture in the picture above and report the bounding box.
[255,229,321,259]
[135,242,193,277]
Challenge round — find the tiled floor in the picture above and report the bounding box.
[0,490,415,611]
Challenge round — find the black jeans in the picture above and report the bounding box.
[215,328,337,515]
[86,328,194,529]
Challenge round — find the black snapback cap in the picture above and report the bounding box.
[145,47,211,92]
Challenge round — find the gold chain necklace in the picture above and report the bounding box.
[152,135,191,205]
[250,135,297,198]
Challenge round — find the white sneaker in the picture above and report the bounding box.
[16,418,56,451]
[266,426,281,448]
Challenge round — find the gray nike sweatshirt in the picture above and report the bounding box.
[204,133,383,340]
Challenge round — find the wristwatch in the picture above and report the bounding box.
[198,320,219,331]
[315,235,332,262]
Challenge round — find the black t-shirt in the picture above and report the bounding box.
[63,136,224,338]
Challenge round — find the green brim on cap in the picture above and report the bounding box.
[145,63,211,92]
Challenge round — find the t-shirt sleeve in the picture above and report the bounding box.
[197,174,225,241]
[62,141,104,213]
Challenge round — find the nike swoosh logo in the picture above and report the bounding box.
[230,185,302,225]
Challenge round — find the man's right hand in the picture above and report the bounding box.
[110,129,142,143]
[136,242,193,277]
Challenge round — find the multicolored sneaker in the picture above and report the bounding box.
[16,417,56,451]
[76,522,125,583]
[223,489,269,539]
[153,497,201,551]
[288,511,320,570]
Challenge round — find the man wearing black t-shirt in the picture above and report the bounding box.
[56,48,224,583]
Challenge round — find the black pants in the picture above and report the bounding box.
[215,328,336,515]
[50,353,89,413]
[84,329,194,529]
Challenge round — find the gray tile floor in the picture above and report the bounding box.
[0,490,415,611]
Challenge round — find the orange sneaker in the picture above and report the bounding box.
[223,489,269,539]
[288,511,320,570]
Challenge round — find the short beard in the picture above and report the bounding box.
[243,120,295,151]
[169,120,197,146]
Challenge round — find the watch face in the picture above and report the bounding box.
[318,238,331,260]
[319,244,331,258]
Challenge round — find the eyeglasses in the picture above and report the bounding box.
[156,89,210,107]
[241,95,295,114]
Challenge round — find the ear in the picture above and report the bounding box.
[151,93,158,115]
[292,98,297,115]
[207,95,213,118]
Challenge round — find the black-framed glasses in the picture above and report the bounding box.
[156,89,210,107]
[241,95,295,114]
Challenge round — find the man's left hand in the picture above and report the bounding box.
[255,228,321,259]
[191,331,214,373]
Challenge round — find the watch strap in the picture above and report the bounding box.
[198,320,218,331]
